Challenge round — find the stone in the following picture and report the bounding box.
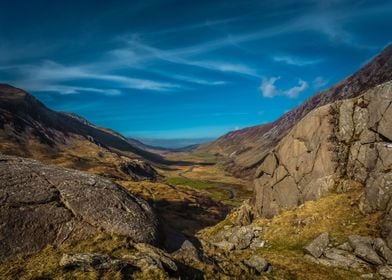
[59,253,125,271]
[0,154,160,260]
[374,238,392,265]
[234,200,254,226]
[213,240,235,251]
[347,235,383,265]
[133,243,177,272]
[322,248,370,270]
[243,255,270,273]
[354,244,383,265]
[348,235,374,248]
[250,238,266,250]
[304,232,329,258]
[337,242,353,252]
[172,240,201,262]
[378,266,392,279]
[227,226,255,250]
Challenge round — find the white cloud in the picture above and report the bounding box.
[260,77,280,98]
[259,77,308,98]
[285,79,308,98]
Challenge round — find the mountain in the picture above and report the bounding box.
[199,45,392,179]
[0,84,168,180]
[196,46,392,279]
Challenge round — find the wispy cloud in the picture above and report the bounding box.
[4,60,182,94]
[114,38,260,77]
[25,84,122,96]
[273,55,323,66]
[312,76,329,89]
[259,76,308,98]
[147,16,243,35]
[169,74,227,86]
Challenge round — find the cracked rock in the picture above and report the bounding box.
[0,154,160,259]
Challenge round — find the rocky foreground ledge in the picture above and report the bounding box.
[0,153,161,259]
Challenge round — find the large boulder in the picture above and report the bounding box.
[0,154,161,259]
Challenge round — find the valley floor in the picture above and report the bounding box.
[0,149,386,279]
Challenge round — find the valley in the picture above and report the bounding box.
[0,15,391,280]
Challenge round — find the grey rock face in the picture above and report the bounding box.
[253,81,392,245]
[303,232,329,258]
[0,154,161,259]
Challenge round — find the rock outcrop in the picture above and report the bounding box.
[305,234,392,277]
[253,80,392,244]
[209,224,265,252]
[0,153,161,259]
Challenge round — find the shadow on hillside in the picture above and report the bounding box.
[146,197,229,252]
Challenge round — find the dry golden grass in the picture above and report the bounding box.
[0,235,133,280]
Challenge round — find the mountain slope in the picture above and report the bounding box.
[0,84,167,180]
[199,44,392,179]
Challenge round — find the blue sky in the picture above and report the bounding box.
[0,0,391,139]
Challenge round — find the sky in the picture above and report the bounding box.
[0,0,391,140]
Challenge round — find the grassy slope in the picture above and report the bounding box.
[200,181,382,279]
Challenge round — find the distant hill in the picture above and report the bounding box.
[135,137,214,150]
[0,84,169,180]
